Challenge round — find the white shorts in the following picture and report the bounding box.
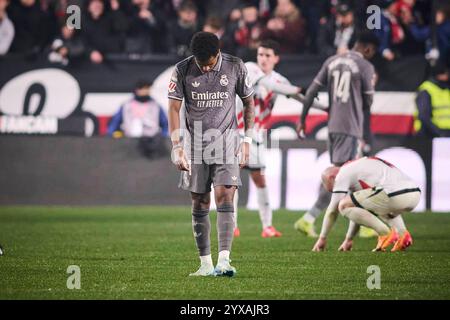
[245,142,266,170]
[351,187,421,217]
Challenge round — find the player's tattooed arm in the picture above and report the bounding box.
[242,95,255,132]
[238,95,255,168]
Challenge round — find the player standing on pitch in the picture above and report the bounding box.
[234,39,305,238]
[168,32,255,277]
[294,31,405,244]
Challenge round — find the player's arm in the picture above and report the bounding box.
[297,59,329,137]
[362,67,376,149]
[312,192,346,252]
[237,61,255,168]
[258,77,301,96]
[168,67,189,171]
[168,98,189,172]
[258,76,328,111]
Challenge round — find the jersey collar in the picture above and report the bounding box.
[194,53,223,73]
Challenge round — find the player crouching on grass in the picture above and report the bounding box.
[312,156,420,252]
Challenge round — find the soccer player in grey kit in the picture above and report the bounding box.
[294,31,381,245]
[168,32,255,276]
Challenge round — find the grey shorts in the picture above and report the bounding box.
[328,133,362,165]
[179,162,242,194]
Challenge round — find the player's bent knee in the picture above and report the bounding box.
[338,196,355,214]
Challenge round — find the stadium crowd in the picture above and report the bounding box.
[0,0,449,66]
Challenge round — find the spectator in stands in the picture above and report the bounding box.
[108,80,169,158]
[233,2,264,58]
[435,4,450,67]
[414,62,450,137]
[81,0,128,64]
[47,25,85,65]
[318,3,359,56]
[167,0,201,57]
[0,0,14,55]
[204,0,241,21]
[297,0,330,53]
[124,0,167,54]
[7,0,52,55]
[373,0,425,61]
[260,0,306,54]
[203,15,236,54]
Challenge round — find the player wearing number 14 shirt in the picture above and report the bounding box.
[294,31,401,243]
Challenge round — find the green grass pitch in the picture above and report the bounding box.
[0,206,450,299]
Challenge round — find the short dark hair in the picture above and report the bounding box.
[135,79,151,89]
[431,60,449,77]
[259,39,281,55]
[190,32,220,62]
[356,31,380,49]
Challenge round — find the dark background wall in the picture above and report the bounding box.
[0,136,434,207]
[0,136,205,205]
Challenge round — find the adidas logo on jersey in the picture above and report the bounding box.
[192,81,200,87]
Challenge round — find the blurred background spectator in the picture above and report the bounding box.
[81,0,128,64]
[47,24,85,65]
[108,79,169,158]
[123,0,167,54]
[318,2,359,56]
[0,0,14,55]
[260,0,306,54]
[7,0,53,56]
[233,2,264,59]
[167,0,201,58]
[203,15,236,54]
[0,0,445,70]
[414,62,450,137]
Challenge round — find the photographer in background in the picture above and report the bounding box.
[108,80,169,159]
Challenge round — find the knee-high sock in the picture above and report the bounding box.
[257,187,272,229]
[192,209,211,256]
[383,214,407,235]
[341,207,390,236]
[303,184,332,222]
[217,203,235,252]
[233,190,239,228]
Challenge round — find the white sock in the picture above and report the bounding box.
[302,212,316,224]
[257,187,272,229]
[385,214,407,235]
[233,190,239,228]
[341,207,390,236]
[200,254,213,266]
[218,250,230,264]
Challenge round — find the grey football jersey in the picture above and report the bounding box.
[168,53,254,162]
[314,51,375,138]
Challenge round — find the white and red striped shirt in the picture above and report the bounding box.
[236,62,298,142]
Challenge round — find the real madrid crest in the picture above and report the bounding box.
[220,75,229,86]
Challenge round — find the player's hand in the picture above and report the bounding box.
[296,122,306,139]
[312,237,327,252]
[237,141,250,168]
[338,239,353,252]
[172,146,190,172]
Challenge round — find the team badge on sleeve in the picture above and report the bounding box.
[245,75,252,88]
[168,80,177,93]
